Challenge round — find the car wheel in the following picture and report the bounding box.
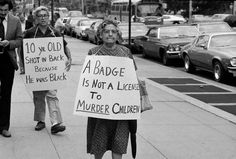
[95,38,100,45]
[84,35,88,41]
[213,61,225,82]
[89,37,93,43]
[184,55,195,73]
[173,21,180,24]
[162,52,169,65]
[79,34,83,40]
[141,48,147,57]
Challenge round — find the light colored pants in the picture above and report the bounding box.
[33,90,63,125]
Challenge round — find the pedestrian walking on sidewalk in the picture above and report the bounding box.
[86,19,137,159]
[0,0,23,138]
[25,10,34,30]
[54,13,65,35]
[23,6,72,134]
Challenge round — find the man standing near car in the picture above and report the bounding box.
[0,0,23,137]
[24,6,72,134]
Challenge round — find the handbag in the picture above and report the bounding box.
[138,79,153,112]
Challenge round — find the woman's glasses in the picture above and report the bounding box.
[37,14,49,18]
[103,29,118,34]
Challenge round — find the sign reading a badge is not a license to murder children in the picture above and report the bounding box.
[74,56,141,120]
[23,37,67,91]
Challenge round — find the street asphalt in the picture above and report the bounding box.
[1,38,236,159]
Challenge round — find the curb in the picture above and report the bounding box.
[145,78,236,124]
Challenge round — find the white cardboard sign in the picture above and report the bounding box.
[23,37,67,91]
[74,55,140,120]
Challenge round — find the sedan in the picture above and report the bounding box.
[162,15,187,24]
[118,22,148,53]
[74,19,102,39]
[85,20,103,44]
[181,32,236,82]
[133,25,200,65]
[65,17,88,36]
[211,14,232,22]
[191,21,233,33]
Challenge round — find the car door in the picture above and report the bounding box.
[88,22,95,41]
[145,28,159,57]
[93,22,101,42]
[190,35,210,69]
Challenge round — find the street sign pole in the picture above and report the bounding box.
[188,0,192,23]
[81,0,84,15]
[51,0,54,26]
[128,0,131,46]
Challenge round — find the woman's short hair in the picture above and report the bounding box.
[97,19,121,41]
[33,6,49,17]
[0,0,13,10]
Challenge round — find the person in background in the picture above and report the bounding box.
[154,3,165,16]
[86,20,137,159]
[54,13,65,34]
[23,6,72,134]
[18,10,34,74]
[0,0,23,137]
[25,10,34,30]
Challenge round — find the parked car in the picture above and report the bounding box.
[64,17,88,36]
[133,24,200,65]
[74,18,103,39]
[85,20,103,44]
[162,14,187,24]
[180,32,236,82]
[224,15,236,27]
[117,22,148,53]
[191,14,208,22]
[68,10,83,17]
[211,14,232,22]
[139,16,163,26]
[191,21,233,33]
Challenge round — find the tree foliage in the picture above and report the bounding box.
[165,0,233,16]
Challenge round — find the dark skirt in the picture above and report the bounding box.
[87,117,129,155]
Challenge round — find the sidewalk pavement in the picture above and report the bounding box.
[1,44,236,159]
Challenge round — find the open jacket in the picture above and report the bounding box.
[4,14,23,70]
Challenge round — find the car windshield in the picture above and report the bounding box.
[160,26,199,38]
[68,11,82,17]
[137,4,160,16]
[119,25,148,34]
[210,34,236,47]
[199,23,232,33]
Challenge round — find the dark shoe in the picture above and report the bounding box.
[51,123,66,134]
[2,130,11,137]
[35,121,45,131]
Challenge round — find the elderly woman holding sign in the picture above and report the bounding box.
[24,6,72,134]
[86,20,138,159]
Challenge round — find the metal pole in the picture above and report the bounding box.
[51,0,54,26]
[188,0,192,23]
[128,0,131,46]
[233,1,236,15]
[81,0,84,15]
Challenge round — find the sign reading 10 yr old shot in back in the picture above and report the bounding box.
[23,37,67,91]
[74,56,141,120]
